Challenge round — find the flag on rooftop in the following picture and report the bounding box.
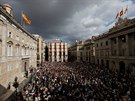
[120,8,123,17]
[22,12,31,25]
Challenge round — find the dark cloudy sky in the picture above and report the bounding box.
[1,0,135,45]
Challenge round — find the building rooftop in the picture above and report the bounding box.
[94,17,135,40]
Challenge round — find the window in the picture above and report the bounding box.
[7,64,12,71]
[16,46,19,56]
[59,52,61,57]
[7,44,12,56]
[114,50,117,55]
[63,52,65,56]
[134,48,135,56]
[96,43,98,47]
[101,42,103,46]
[26,48,29,55]
[8,32,12,38]
[80,52,82,56]
[114,38,117,44]
[16,62,19,68]
[86,52,88,56]
[54,51,56,56]
[106,41,108,46]
[22,38,24,43]
[121,36,126,42]
[22,47,24,56]
[16,36,19,41]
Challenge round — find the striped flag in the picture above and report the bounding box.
[120,8,123,17]
[22,12,31,25]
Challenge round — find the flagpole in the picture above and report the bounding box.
[126,5,128,18]
[21,11,23,26]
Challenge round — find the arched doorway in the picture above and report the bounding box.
[119,61,125,73]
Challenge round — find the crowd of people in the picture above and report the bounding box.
[13,62,135,101]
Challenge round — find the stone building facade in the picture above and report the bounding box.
[33,34,45,66]
[94,18,135,73]
[69,38,95,63]
[68,41,78,62]
[48,39,68,62]
[0,4,37,95]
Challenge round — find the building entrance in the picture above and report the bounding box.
[106,60,109,68]
[119,61,125,73]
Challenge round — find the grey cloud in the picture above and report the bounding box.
[1,0,135,45]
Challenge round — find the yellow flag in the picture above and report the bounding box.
[22,12,31,25]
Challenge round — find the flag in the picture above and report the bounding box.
[116,12,119,19]
[22,12,31,25]
[120,8,123,17]
[124,6,128,14]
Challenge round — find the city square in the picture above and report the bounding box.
[0,0,135,101]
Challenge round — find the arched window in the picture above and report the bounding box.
[7,44,12,56]
[7,41,13,56]
[15,44,20,56]
[7,31,12,38]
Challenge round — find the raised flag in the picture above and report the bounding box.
[124,6,128,14]
[120,9,123,17]
[22,12,31,25]
[116,12,119,19]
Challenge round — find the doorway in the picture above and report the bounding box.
[119,61,125,73]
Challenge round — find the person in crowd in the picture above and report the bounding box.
[14,62,135,101]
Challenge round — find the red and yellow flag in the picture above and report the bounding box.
[22,12,31,25]
[120,8,123,17]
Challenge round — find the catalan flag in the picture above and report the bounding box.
[120,8,123,17]
[22,12,31,25]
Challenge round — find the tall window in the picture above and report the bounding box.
[7,64,12,71]
[26,48,29,55]
[25,48,26,55]
[8,32,12,38]
[101,42,103,46]
[121,36,126,42]
[106,41,108,46]
[96,43,98,47]
[16,46,19,56]
[16,35,19,41]
[114,38,117,44]
[63,52,65,56]
[22,47,24,56]
[7,44,12,56]
[22,38,24,43]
